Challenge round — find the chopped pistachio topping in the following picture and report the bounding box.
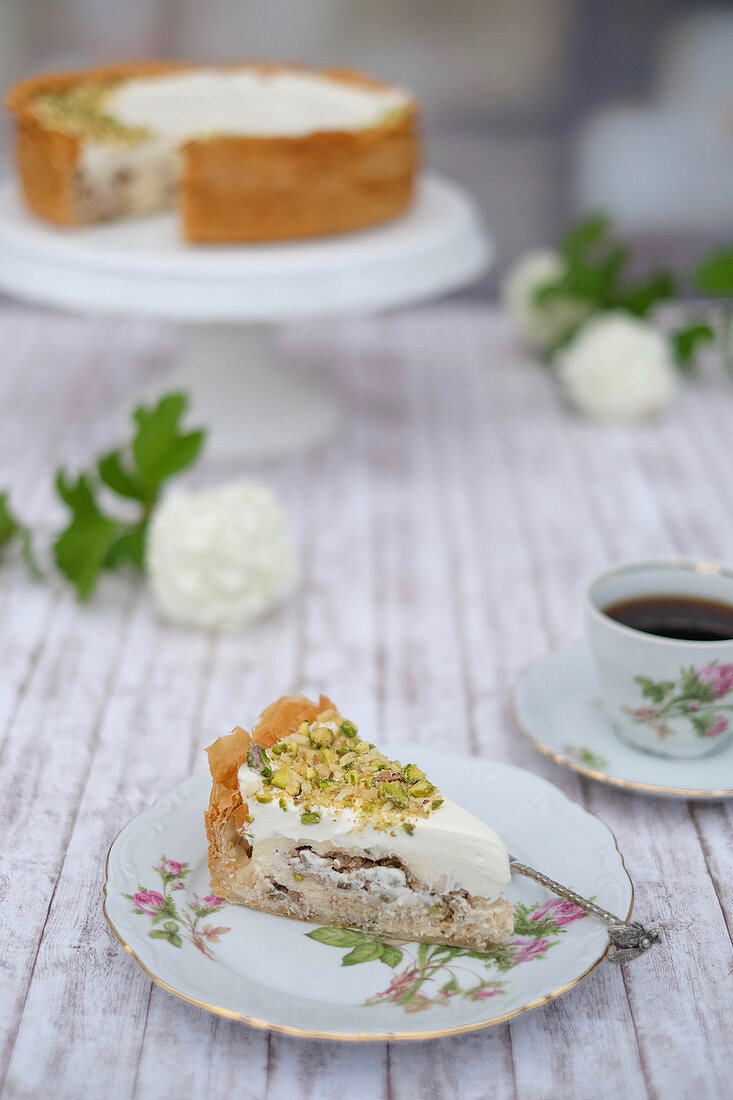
[32,82,151,145]
[246,706,443,832]
[403,763,425,784]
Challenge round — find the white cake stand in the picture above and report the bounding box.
[0,174,491,460]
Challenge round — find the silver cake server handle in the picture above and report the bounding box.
[509,856,660,963]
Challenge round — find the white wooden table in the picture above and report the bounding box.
[0,302,731,1099]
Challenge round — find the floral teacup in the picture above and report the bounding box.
[586,560,733,758]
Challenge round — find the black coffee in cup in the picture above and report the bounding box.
[604,595,733,643]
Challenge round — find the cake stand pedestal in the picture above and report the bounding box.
[0,174,491,461]
[155,324,338,461]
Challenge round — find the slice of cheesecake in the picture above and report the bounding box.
[205,696,514,951]
[5,62,417,242]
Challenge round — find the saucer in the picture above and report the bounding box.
[512,643,733,799]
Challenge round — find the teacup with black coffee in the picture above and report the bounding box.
[586,561,733,758]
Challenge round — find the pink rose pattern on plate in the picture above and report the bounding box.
[125,855,230,960]
[626,662,733,741]
[307,897,587,1014]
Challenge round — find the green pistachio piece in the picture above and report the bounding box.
[381,781,410,808]
[410,779,435,799]
[271,742,286,755]
[340,719,358,738]
[272,768,291,789]
[300,811,321,825]
[293,871,304,882]
[279,797,287,810]
[402,822,414,835]
[431,798,444,811]
[403,763,425,785]
[309,725,334,748]
[429,904,443,916]
[255,792,273,804]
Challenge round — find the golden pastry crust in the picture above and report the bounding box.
[4,61,190,226]
[204,694,334,895]
[4,62,418,241]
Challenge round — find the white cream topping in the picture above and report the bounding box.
[238,760,510,900]
[104,69,410,141]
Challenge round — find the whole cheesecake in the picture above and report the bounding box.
[4,61,418,242]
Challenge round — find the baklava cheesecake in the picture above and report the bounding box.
[5,62,417,242]
[205,695,514,950]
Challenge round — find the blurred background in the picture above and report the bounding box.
[1,0,731,291]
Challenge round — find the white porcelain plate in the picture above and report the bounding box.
[513,644,733,799]
[104,743,633,1041]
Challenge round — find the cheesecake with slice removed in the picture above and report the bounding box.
[5,62,417,242]
[205,695,514,950]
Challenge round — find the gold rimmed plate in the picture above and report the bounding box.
[104,744,633,1040]
[512,644,733,800]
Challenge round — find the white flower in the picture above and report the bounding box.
[147,478,298,630]
[500,248,593,352]
[556,312,677,421]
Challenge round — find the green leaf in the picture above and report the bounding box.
[148,930,171,939]
[168,933,183,948]
[559,214,612,260]
[0,492,43,580]
[97,449,145,501]
[306,927,367,949]
[53,471,121,600]
[621,270,676,317]
[341,942,383,967]
[163,920,179,932]
[634,675,674,704]
[680,666,717,702]
[691,711,719,737]
[695,249,733,296]
[672,322,715,372]
[440,975,460,994]
[0,492,16,550]
[104,523,147,571]
[131,393,205,502]
[380,944,403,968]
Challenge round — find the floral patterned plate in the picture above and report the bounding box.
[104,744,633,1041]
[513,644,733,799]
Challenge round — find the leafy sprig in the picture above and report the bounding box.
[534,214,676,353]
[535,216,732,374]
[0,392,205,601]
[54,392,205,599]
